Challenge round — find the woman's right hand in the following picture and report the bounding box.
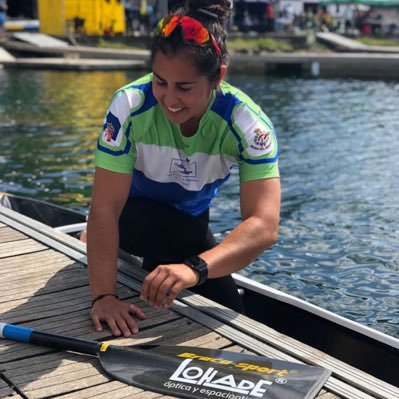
[90,295,146,337]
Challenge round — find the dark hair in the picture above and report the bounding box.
[151,0,232,83]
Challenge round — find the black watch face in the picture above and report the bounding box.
[185,256,208,285]
[186,256,207,271]
[189,256,203,268]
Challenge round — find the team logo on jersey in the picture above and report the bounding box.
[169,157,197,185]
[251,127,273,153]
[104,123,115,142]
[101,111,122,147]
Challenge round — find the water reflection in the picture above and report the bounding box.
[0,69,142,207]
[0,70,398,337]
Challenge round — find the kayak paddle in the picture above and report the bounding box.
[0,322,331,399]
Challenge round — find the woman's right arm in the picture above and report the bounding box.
[87,166,146,337]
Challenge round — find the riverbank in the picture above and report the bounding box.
[1,31,399,78]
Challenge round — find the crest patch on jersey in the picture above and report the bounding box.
[233,106,275,157]
[102,111,122,147]
[252,127,273,152]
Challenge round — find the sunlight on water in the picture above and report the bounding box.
[1,69,398,337]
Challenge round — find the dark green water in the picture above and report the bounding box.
[1,69,398,338]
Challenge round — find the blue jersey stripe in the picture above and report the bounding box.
[131,170,231,216]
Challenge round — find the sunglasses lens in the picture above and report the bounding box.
[180,17,209,45]
[155,15,222,65]
[157,16,210,46]
[157,15,178,37]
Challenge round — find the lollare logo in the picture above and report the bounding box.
[167,358,272,398]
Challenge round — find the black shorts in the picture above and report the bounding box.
[119,197,244,313]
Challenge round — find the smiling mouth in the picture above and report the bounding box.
[167,106,183,113]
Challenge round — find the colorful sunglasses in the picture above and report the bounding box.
[156,15,223,66]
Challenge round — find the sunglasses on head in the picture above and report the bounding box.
[155,15,223,66]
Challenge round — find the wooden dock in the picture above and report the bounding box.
[1,205,398,399]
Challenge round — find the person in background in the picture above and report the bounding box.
[265,3,275,32]
[124,0,141,35]
[87,0,281,337]
[123,0,134,36]
[139,0,151,34]
[0,0,7,36]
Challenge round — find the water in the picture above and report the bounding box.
[1,69,398,338]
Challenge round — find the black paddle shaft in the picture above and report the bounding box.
[30,331,101,356]
[0,323,101,356]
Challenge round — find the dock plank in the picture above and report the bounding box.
[2,356,164,399]
[318,393,340,399]
[0,225,27,242]
[58,381,159,399]
[0,376,23,398]
[0,248,77,274]
[0,238,47,258]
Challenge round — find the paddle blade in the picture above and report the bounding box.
[98,344,331,399]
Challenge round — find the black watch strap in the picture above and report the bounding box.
[183,255,208,285]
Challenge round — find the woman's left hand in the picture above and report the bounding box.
[140,263,199,308]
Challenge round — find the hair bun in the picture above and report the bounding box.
[187,0,232,24]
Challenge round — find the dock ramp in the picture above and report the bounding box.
[316,32,368,51]
[0,47,15,62]
[12,32,69,48]
[317,32,399,53]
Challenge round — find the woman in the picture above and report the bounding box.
[88,0,281,337]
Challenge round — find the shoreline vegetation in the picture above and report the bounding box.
[95,33,326,53]
[93,32,399,53]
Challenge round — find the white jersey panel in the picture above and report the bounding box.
[101,89,143,148]
[134,143,236,191]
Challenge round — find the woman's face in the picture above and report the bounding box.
[152,50,215,134]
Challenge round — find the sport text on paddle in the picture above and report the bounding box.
[0,323,331,399]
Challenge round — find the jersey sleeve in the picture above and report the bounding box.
[95,87,144,174]
[231,103,279,183]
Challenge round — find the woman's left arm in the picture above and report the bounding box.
[140,178,280,307]
[201,177,281,278]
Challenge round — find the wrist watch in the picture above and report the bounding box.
[183,255,208,285]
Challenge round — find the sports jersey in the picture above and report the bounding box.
[95,73,279,216]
